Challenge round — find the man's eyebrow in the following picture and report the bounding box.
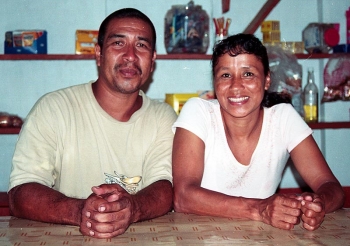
[107,34,125,40]
[107,33,152,45]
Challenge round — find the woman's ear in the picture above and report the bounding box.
[264,72,271,90]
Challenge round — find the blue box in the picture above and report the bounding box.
[4,30,47,54]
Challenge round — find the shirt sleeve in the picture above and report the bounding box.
[172,98,210,142]
[9,94,58,191]
[278,104,313,152]
[141,102,178,188]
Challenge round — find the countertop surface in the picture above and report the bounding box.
[1,209,349,245]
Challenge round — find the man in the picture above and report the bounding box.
[8,8,177,239]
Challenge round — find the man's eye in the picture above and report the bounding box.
[137,43,149,49]
[114,41,123,46]
[244,72,254,77]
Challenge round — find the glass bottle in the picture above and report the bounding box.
[164,1,209,54]
[303,67,318,122]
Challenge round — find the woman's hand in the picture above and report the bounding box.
[258,194,302,230]
[298,192,325,231]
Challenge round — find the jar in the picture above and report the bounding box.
[302,23,340,53]
[164,1,209,54]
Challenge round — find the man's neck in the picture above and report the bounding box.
[92,81,143,122]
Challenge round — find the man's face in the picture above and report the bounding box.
[95,17,156,94]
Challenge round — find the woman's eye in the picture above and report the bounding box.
[221,73,230,78]
[244,72,254,77]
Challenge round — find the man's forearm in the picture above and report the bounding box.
[132,180,173,223]
[9,182,85,225]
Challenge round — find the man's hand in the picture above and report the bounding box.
[259,194,302,230]
[298,193,325,231]
[80,184,135,239]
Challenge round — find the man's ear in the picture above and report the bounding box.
[95,44,101,67]
[150,50,156,73]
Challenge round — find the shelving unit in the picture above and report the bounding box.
[0,53,335,60]
[1,52,348,135]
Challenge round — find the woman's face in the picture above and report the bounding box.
[214,53,270,119]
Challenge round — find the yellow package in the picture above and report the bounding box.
[165,93,198,114]
[261,21,280,32]
[75,30,98,54]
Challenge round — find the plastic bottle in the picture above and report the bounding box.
[303,67,318,123]
[346,7,350,44]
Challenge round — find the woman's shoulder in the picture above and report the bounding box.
[184,97,219,109]
[265,103,295,115]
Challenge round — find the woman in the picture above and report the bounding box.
[172,34,344,231]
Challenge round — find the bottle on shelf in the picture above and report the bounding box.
[303,67,318,123]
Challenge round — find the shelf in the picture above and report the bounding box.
[0,53,338,61]
[0,127,21,134]
[0,54,95,60]
[1,122,350,135]
[307,121,350,130]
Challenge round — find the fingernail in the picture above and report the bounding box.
[301,201,305,205]
[99,206,106,212]
[86,211,91,217]
[89,230,94,236]
[86,221,91,228]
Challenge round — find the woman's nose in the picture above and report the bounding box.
[230,78,244,90]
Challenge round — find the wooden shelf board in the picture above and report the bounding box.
[0,127,21,134]
[0,53,337,60]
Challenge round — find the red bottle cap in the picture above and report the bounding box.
[324,28,340,47]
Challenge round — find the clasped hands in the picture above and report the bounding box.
[261,193,325,231]
[80,184,136,239]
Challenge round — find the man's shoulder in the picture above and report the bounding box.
[39,82,90,103]
[142,93,177,118]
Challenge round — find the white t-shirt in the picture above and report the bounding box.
[172,98,312,199]
[9,82,177,198]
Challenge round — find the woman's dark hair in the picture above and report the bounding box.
[211,33,291,107]
[97,8,156,52]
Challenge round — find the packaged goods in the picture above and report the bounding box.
[261,20,280,32]
[302,23,340,53]
[164,1,209,54]
[4,30,47,54]
[264,42,304,54]
[165,93,198,114]
[75,30,98,54]
[262,31,280,43]
[322,54,350,102]
[266,46,303,116]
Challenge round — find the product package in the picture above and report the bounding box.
[266,46,303,116]
[165,93,198,114]
[75,30,98,54]
[322,54,350,102]
[4,30,47,54]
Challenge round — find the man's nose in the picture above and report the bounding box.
[123,45,137,62]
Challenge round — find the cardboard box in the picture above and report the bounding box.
[261,21,280,32]
[262,31,281,43]
[4,30,47,54]
[165,93,198,114]
[75,30,98,54]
